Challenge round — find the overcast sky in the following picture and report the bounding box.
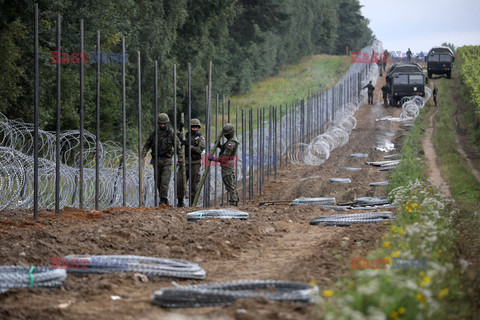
[359,0,480,54]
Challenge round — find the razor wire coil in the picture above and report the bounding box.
[151,280,319,308]
[62,255,206,280]
[0,266,67,293]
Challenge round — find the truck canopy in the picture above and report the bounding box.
[386,63,424,83]
[428,46,454,56]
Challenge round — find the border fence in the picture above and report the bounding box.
[0,4,382,218]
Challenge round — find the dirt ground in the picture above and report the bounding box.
[0,74,408,320]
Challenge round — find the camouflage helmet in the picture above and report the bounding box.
[222,123,235,136]
[190,118,201,128]
[157,113,170,124]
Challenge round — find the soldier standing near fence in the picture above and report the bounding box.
[433,84,438,107]
[177,119,205,207]
[208,123,239,206]
[363,81,375,105]
[142,113,183,206]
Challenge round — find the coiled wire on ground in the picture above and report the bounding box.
[399,87,430,123]
[62,255,206,280]
[310,211,395,226]
[186,209,249,223]
[290,197,336,206]
[151,280,319,308]
[0,266,66,293]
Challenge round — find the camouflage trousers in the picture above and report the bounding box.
[221,165,239,205]
[153,162,172,199]
[176,163,201,204]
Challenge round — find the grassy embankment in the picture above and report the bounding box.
[318,50,480,319]
[211,54,351,133]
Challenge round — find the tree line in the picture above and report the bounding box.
[0,0,373,147]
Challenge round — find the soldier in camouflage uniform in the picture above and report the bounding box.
[142,113,183,206]
[208,123,239,206]
[177,118,206,207]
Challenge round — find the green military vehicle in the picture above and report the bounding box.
[426,46,454,79]
[388,72,426,107]
[386,62,425,85]
[386,62,426,107]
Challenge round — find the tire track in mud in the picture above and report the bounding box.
[423,108,452,197]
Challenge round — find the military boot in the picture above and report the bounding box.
[177,198,184,207]
[160,197,169,206]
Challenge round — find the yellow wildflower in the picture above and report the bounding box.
[439,288,449,299]
[392,251,400,258]
[416,293,427,304]
[419,276,431,287]
[322,290,334,297]
[390,310,399,319]
[383,241,392,248]
[398,307,406,314]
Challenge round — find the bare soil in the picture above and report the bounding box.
[423,108,452,197]
[0,75,408,320]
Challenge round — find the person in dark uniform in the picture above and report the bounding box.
[208,123,239,206]
[363,81,375,105]
[406,48,412,61]
[433,84,438,106]
[177,118,206,207]
[381,84,390,105]
[382,50,388,73]
[142,113,183,206]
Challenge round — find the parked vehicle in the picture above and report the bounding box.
[426,46,454,79]
[388,72,425,107]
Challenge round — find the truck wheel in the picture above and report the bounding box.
[446,71,451,79]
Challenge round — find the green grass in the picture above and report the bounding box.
[432,77,480,207]
[213,54,351,132]
[387,111,427,192]
[319,74,480,319]
[431,73,480,315]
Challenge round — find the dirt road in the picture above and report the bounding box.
[0,75,409,320]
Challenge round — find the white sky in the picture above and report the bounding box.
[359,0,480,54]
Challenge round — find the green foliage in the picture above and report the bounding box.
[0,19,27,119]
[388,111,426,192]
[456,46,480,119]
[441,42,456,53]
[335,0,374,54]
[432,78,480,206]
[0,0,374,148]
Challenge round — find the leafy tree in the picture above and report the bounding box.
[0,0,375,148]
[334,0,374,54]
[441,42,456,53]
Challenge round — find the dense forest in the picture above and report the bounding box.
[0,0,373,146]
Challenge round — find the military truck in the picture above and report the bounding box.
[388,71,425,107]
[386,62,425,85]
[426,46,454,79]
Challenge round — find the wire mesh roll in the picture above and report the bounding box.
[186,209,249,223]
[0,266,67,293]
[152,280,319,308]
[62,255,206,279]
